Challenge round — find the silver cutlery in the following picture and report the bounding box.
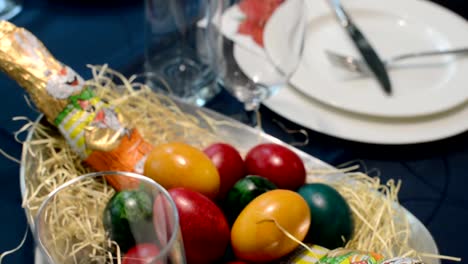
[326,47,468,73]
[328,0,392,95]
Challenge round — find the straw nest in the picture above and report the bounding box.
[18,65,443,264]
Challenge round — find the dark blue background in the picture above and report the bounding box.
[1,0,467,263]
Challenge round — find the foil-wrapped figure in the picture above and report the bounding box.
[0,20,153,190]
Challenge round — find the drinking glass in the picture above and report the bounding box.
[209,0,307,126]
[34,171,186,264]
[144,0,221,107]
[0,0,21,20]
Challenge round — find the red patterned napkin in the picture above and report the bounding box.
[237,0,285,47]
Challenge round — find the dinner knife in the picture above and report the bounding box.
[328,0,392,95]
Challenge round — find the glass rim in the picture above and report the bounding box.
[0,2,22,21]
[33,170,181,264]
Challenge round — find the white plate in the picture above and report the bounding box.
[230,0,468,143]
[263,83,468,144]
[264,0,468,118]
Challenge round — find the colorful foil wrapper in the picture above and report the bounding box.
[318,248,384,264]
[0,21,153,189]
[282,244,329,264]
[274,246,424,264]
[0,20,74,124]
[316,249,423,264]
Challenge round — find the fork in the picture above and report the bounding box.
[325,47,468,73]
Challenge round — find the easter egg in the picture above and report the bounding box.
[231,190,310,262]
[244,143,306,190]
[225,175,276,222]
[103,190,155,252]
[168,188,230,264]
[144,142,220,199]
[122,243,162,264]
[297,183,354,249]
[203,143,246,200]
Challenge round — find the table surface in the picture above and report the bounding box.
[1,0,467,263]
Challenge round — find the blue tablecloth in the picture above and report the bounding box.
[0,0,467,263]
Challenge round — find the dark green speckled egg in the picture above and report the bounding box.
[297,183,354,249]
[224,175,277,223]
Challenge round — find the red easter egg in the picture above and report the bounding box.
[122,243,161,264]
[204,143,246,200]
[245,143,306,190]
[168,188,230,264]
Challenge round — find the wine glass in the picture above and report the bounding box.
[208,0,307,126]
[34,171,186,264]
[0,0,22,20]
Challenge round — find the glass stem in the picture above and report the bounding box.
[244,103,261,129]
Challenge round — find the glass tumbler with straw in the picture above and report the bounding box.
[34,171,186,264]
[209,0,307,126]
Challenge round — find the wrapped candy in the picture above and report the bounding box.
[314,248,423,264]
[0,21,153,190]
[279,247,424,264]
[318,249,384,264]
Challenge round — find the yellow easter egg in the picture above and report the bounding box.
[231,189,311,262]
[144,142,220,199]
